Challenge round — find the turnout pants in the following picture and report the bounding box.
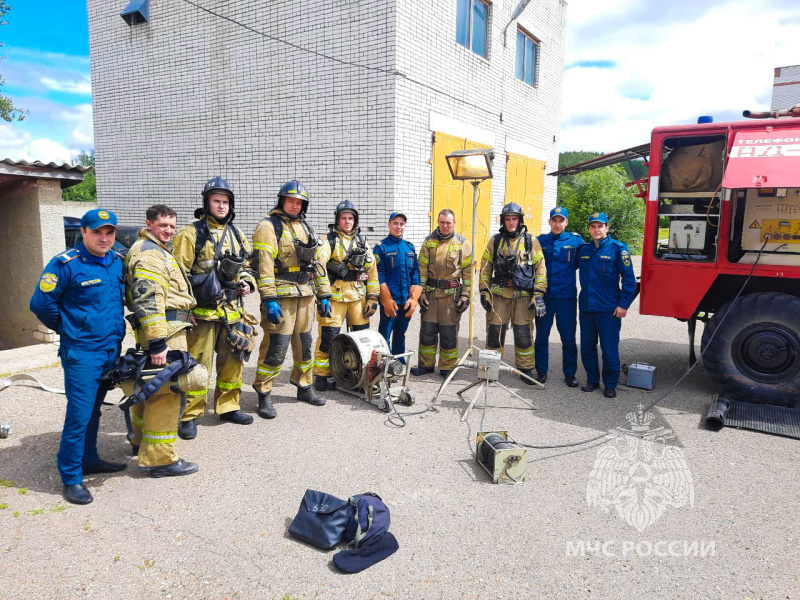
[254,296,314,393]
[183,319,242,420]
[131,331,188,468]
[378,299,411,364]
[418,296,462,371]
[579,310,622,389]
[485,296,535,370]
[58,345,119,486]
[534,297,578,377]
[313,298,369,377]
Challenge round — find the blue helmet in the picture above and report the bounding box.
[199,176,235,219]
[335,200,359,227]
[276,180,310,215]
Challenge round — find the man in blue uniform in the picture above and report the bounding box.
[535,207,584,387]
[30,209,127,505]
[373,212,422,363]
[576,212,636,398]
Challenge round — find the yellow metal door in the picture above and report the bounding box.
[506,153,545,233]
[431,132,493,259]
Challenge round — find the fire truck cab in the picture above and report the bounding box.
[553,110,800,405]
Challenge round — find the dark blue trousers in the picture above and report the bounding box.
[58,346,119,486]
[379,305,411,364]
[579,311,622,389]
[534,297,578,377]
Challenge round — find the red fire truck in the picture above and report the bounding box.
[551,107,800,406]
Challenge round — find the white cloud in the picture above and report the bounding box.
[560,0,800,152]
[0,123,79,164]
[59,104,94,150]
[40,75,92,95]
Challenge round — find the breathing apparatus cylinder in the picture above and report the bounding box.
[119,363,209,397]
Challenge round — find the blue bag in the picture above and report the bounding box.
[288,489,353,550]
[342,493,391,550]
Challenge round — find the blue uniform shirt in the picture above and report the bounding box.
[30,243,126,350]
[577,236,636,312]
[373,235,421,302]
[538,231,584,299]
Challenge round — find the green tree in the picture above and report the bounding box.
[0,2,27,122]
[62,151,96,203]
[557,164,646,253]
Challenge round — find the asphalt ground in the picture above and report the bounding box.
[1,257,798,599]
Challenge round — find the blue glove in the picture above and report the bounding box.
[265,300,284,325]
[318,298,332,318]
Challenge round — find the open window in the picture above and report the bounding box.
[655,135,725,262]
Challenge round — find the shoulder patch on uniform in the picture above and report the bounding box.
[140,239,166,254]
[571,231,581,236]
[39,272,58,292]
[56,248,79,263]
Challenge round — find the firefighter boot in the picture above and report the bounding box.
[519,369,537,385]
[219,410,254,425]
[314,374,328,392]
[297,386,326,406]
[178,419,197,440]
[410,366,434,376]
[257,393,277,419]
[150,459,199,478]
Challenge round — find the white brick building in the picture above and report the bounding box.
[771,65,800,111]
[88,0,566,250]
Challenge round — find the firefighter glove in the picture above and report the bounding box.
[404,285,423,318]
[530,295,546,318]
[455,295,470,313]
[264,300,284,325]
[379,284,398,318]
[480,291,492,313]
[419,292,430,311]
[363,295,379,318]
[318,298,332,318]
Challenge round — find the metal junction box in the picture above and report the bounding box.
[626,363,657,390]
[477,349,501,381]
[668,220,707,252]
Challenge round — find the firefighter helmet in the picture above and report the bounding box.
[276,180,310,216]
[334,200,359,227]
[198,176,235,219]
[500,202,524,235]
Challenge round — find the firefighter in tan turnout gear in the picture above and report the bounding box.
[251,180,333,418]
[125,204,199,477]
[410,209,472,378]
[479,202,547,383]
[313,200,380,391]
[172,177,258,440]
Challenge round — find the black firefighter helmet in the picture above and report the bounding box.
[197,176,235,219]
[334,200,359,228]
[500,202,525,236]
[275,180,310,216]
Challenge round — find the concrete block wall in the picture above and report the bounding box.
[394,0,566,242]
[89,0,397,239]
[771,65,800,111]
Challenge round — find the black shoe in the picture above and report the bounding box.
[314,375,328,392]
[297,386,326,406]
[518,369,537,385]
[131,444,139,456]
[83,459,127,475]
[62,483,93,505]
[219,410,254,425]
[258,393,277,419]
[410,366,434,376]
[439,369,452,378]
[535,371,548,384]
[177,419,197,440]
[150,459,199,478]
[565,376,579,388]
[582,383,600,392]
[604,387,617,398]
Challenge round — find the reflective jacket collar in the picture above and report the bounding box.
[433,227,454,241]
[138,228,173,253]
[205,215,226,229]
[334,226,357,240]
[270,207,301,221]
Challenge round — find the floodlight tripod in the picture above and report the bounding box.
[430,179,545,414]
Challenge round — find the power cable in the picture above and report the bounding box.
[179,0,501,118]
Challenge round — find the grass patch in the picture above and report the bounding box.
[28,508,46,516]
[0,503,8,510]
[0,480,14,488]
[49,505,67,513]
[17,488,27,495]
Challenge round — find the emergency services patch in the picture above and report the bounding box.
[39,272,58,292]
[621,251,631,267]
[98,210,110,220]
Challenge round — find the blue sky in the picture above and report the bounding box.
[0,0,799,162]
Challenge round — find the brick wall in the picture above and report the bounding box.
[89,0,566,247]
[771,65,800,111]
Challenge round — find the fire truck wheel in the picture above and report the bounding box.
[701,292,800,405]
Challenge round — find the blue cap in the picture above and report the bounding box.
[589,212,608,224]
[81,208,118,230]
[550,206,568,219]
[388,211,407,222]
[333,532,399,574]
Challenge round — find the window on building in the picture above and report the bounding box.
[456,0,489,58]
[515,28,538,86]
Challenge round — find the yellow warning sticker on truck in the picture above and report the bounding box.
[749,220,761,229]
